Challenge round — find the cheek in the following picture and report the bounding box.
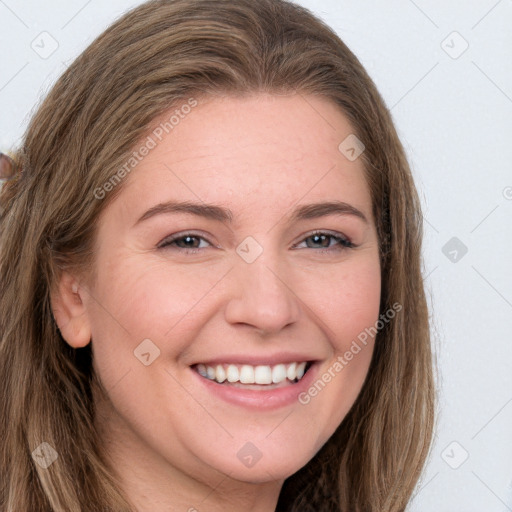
[302,255,382,350]
[293,257,381,430]
[329,262,381,385]
[86,257,226,374]
[92,254,213,328]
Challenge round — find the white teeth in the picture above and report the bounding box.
[254,365,272,384]
[296,362,307,379]
[215,364,226,383]
[197,364,208,378]
[240,365,255,384]
[196,361,309,385]
[227,365,239,383]
[272,364,287,383]
[286,362,297,381]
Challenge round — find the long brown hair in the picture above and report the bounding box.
[0,0,436,510]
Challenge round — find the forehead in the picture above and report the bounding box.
[110,94,373,226]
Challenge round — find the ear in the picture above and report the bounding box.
[51,271,92,348]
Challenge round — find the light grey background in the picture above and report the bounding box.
[1,1,511,510]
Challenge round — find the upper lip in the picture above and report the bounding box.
[190,352,320,367]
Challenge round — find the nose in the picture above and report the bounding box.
[223,254,301,336]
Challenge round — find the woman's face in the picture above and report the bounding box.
[69,94,381,487]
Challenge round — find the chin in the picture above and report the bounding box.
[207,442,321,484]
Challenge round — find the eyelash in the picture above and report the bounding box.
[157,230,356,254]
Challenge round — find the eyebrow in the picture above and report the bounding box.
[134,199,369,226]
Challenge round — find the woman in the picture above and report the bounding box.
[0,0,435,510]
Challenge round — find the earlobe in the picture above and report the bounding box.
[51,272,92,348]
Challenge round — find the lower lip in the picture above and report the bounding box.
[191,363,320,411]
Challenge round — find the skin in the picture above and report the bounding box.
[52,93,381,512]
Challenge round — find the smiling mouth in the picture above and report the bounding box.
[192,361,313,388]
